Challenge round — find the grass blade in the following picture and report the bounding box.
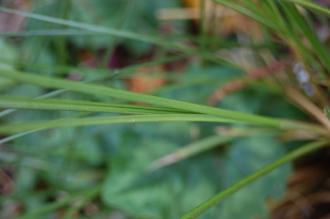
[0,7,174,48]
[0,96,185,114]
[148,128,278,171]
[0,114,235,134]
[280,2,330,71]
[180,140,329,219]
[284,0,330,16]
[0,130,37,144]
[0,29,99,37]
[148,135,235,171]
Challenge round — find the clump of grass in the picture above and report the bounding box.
[0,1,329,218]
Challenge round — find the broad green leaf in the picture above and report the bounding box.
[102,125,219,218]
[216,136,290,219]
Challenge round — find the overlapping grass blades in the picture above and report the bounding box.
[213,0,330,75]
[0,68,324,133]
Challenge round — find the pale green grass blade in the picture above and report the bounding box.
[148,128,276,171]
[0,114,235,134]
[0,29,98,37]
[284,0,330,16]
[0,96,185,114]
[148,135,235,171]
[0,130,37,144]
[181,140,329,219]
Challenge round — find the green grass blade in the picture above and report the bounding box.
[0,130,37,144]
[0,7,176,49]
[0,29,99,37]
[0,96,185,114]
[180,140,329,219]
[0,68,308,129]
[264,0,287,31]
[281,3,330,71]
[0,114,235,134]
[284,0,330,16]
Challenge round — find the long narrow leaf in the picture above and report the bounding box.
[0,114,235,134]
[0,7,176,49]
[0,29,99,37]
[148,135,235,171]
[284,0,330,16]
[180,140,329,219]
[0,96,185,114]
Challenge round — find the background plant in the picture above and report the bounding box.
[0,0,329,219]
